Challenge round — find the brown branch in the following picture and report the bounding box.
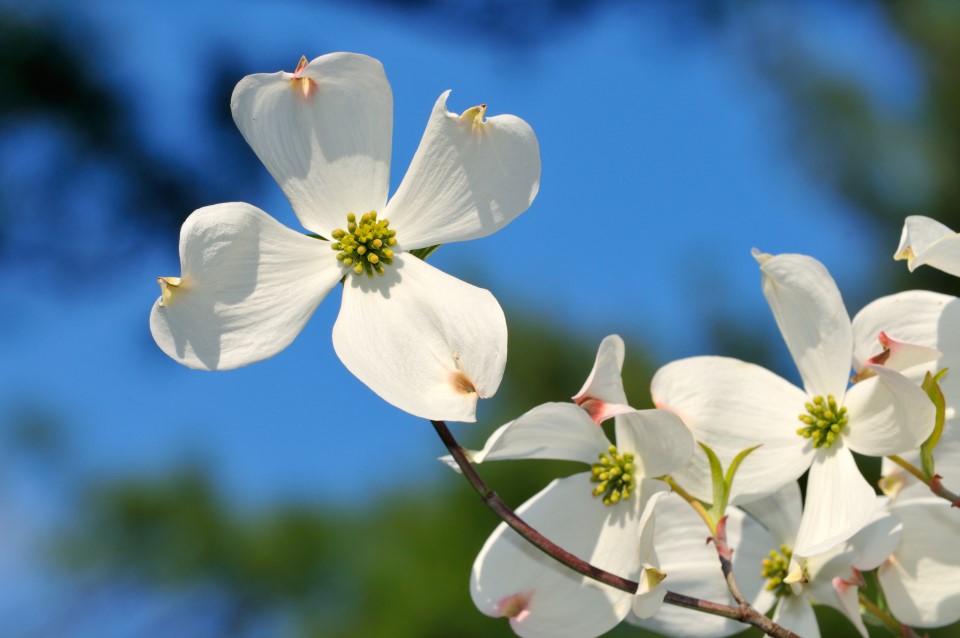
[432,419,801,638]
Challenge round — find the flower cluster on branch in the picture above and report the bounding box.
[149,54,960,638]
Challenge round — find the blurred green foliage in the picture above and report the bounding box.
[5,1,960,636]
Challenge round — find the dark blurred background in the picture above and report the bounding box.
[1,0,959,636]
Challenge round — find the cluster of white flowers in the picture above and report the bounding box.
[150,54,959,638]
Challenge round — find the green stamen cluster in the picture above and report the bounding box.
[590,445,635,506]
[797,394,848,448]
[331,211,397,277]
[761,544,794,598]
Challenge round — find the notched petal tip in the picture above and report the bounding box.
[751,247,771,264]
[783,559,807,587]
[893,245,915,264]
[293,55,309,77]
[289,55,317,100]
[156,276,182,307]
[878,473,904,498]
[496,591,533,621]
[459,103,488,131]
[638,565,667,593]
[450,368,479,396]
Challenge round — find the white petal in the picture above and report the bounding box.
[799,505,900,638]
[844,366,935,456]
[651,356,812,504]
[879,497,960,627]
[231,53,392,235]
[754,250,853,398]
[804,501,901,589]
[850,504,902,572]
[793,444,878,557]
[333,254,505,422]
[630,481,672,618]
[852,290,960,405]
[629,495,778,638]
[572,335,633,424]
[895,215,960,277]
[740,481,804,548]
[614,410,695,479]
[832,580,869,638]
[471,476,640,638]
[771,595,820,638]
[150,203,341,370]
[384,91,540,249]
[462,402,610,465]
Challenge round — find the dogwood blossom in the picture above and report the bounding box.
[652,251,934,556]
[150,53,540,422]
[894,215,960,278]
[837,279,960,628]
[461,336,694,637]
[468,404,692,637]
[746,484,902,638]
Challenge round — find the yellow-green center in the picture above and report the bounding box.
[331,211,397,277]
[761,544,794,598]
[797,394,848,449]
[590,445,635,506]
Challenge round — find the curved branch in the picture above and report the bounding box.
[431,419,800,638]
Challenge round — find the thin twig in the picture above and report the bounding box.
[887,455,960,505]
[431,419,801,638]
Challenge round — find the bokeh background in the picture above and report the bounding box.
[2,0,960,636]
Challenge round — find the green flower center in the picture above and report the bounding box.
[331,211,397,277]
[761,544,794,598]
[796,394,848,449]
[590,445,635,506]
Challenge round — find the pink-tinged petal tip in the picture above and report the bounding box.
[497,591,533,622]
[289,56,318,100]
[852,331,942,381]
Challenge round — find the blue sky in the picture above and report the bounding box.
[0,0,917,516]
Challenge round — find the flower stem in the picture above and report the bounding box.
[887,455,928,483]
[431,419,801,638]
[662,476,716,536]
[887,455,960,505]
[858,592,918,636]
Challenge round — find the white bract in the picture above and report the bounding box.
[875,421,960,631]
[571,335,635,424]
[463,337,695,638]
[894,215,960,278]
[747,484,901,638]
[853,290,958,437]
[877,492,960,628]
[652,251,934,556]
[150,53,541,422]
[627,493,775,638]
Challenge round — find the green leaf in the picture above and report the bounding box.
[724,444,762,501]
[698,441,726,520]
[920,369,948,480]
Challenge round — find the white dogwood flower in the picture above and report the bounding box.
[748,485,901,638]
[461,336,694,637]
[652,252,934,556]
[894,215,960,277]
[150,53,540,421]
[469,403,693,638]
[852,291,960,627]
